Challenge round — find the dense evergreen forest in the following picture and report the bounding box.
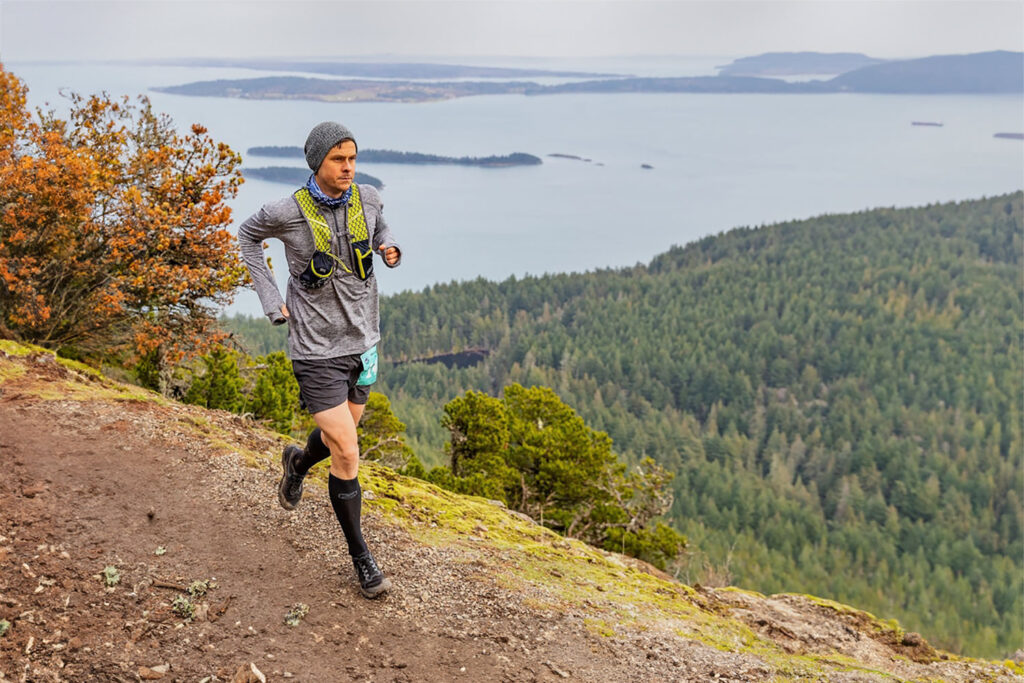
[223,193,1023,658]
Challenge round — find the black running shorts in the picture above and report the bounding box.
[291,354,371,414]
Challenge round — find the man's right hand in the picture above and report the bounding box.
[281,304,290,319]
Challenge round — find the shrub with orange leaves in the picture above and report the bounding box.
[0,65,247,377]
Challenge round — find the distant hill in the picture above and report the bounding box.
[829,50,1024,93]
[716,52,887,76]
[246,146,302,158]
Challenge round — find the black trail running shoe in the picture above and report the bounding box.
[352,551,392,599]
[278,445,306,510]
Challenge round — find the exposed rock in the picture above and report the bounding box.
[21,483,47,498]
[138,664,168,680]
[230,662,266,683]
[902,631,924,646]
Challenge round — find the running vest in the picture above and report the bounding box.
[293,185,374,287]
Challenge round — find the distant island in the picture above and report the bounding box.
[242,167,384,189]
[548,153,594,163]
[994,132,1024,140]
[248,146,542,168]
[156,74,815,102]
[156,76,545,103]
[828,51,1023,93]
[716,52,887,76]
[154,51,1023,103]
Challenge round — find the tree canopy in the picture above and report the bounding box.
[361,193,1020,658]
[430,384,684,568]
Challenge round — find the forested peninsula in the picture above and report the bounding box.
[248,146,542,168]
[225,192,1024,659]
[155,51,1023,102]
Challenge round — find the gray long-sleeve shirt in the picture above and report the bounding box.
[236,184,400,360]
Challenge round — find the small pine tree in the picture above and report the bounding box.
[441,390,516,499]
[246,352,299,434]
[184,347,245,412]
[438,384,686,568]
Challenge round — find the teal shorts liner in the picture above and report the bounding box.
[291,353,373,413]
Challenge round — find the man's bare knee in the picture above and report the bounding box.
[320,427,358,459]
[314,402,361,478]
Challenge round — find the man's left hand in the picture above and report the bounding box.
[379,245,400,266]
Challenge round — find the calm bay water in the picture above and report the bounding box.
[9,59,1023,316]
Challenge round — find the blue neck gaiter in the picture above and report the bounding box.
[306,174,352,208]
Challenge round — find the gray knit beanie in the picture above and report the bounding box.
[304,121,357,171]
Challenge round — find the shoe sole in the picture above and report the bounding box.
[278,446,302,511]
[359,576,392,599]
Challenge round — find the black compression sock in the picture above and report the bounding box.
[295,428,331,475]
[328,474,368,557]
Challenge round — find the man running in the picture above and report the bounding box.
[237,121,400,598]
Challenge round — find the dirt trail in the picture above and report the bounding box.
[0,396,631,682]
[1,352,1021,682]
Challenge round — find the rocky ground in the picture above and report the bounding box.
[1,349,1021,682]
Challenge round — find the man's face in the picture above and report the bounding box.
[315,139,357,197]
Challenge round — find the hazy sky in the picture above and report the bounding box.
[1,0,1021,62]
